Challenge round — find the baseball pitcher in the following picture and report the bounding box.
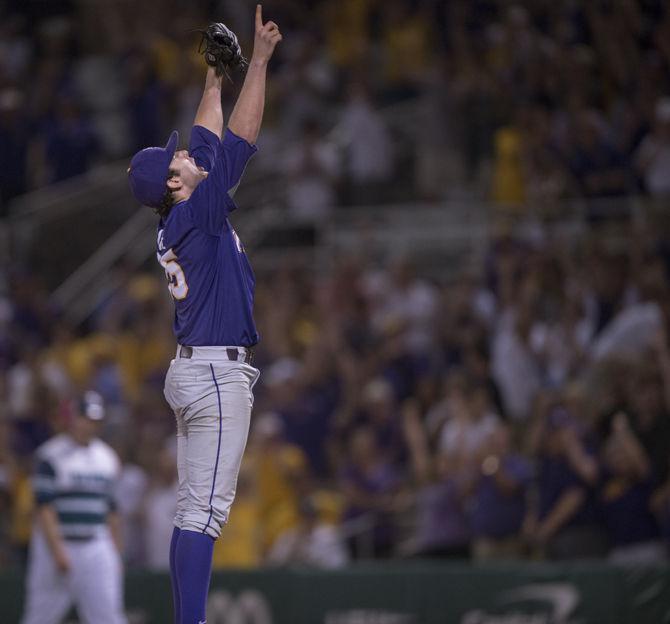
[21,392,125,624]
[127,6,281,624]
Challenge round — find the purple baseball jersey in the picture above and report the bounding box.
[156,125,258,347]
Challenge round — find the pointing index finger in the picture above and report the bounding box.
[256,4,263,29]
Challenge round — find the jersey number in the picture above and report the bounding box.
[158,248,188,300]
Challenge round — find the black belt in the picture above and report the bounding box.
[63,535,95,542]
[179,345,253,365]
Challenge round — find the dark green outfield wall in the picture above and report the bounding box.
[1,562,668,623]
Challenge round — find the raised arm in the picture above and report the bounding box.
[227,4,282,144]
[194,67,224,138]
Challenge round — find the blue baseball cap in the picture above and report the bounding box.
[127,130,179,208]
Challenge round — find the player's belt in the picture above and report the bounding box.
[178,344,253,365]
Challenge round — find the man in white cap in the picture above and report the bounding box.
[21,391,125,624]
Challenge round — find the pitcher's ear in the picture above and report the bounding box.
[167,177,181,191]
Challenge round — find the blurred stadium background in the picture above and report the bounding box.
[2,0,670,622]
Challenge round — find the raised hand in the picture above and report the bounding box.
[251,4,282,64]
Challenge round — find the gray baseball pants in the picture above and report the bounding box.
[163,345,259,539]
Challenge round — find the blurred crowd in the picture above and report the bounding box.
[2,0,670,572]
[4,210,670,569]
[2,0,670,217]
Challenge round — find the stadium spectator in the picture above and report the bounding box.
[282,118,340,222]
[367,257,439,356]
[566,109,631,200]
[142,447,178,571]
[340,425,400,558]
[114,443,149,567]
[212,463,263,569]
[41,95,101,184]
[267,497,349,568]
[125,50,168,154]
[379,0,435,103]
[523,402,605,560]
[274,33,337,137]
[247,412,311,552]
[598,413,664,565]
[623,363,670,483]
[336,82,394,206]
[466,424,532,561]
[402,398,470,559]
[490,126,527,206]
[492,294,542,421]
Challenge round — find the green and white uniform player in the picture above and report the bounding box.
[21,391,127,624]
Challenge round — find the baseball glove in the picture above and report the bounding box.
[197,23,247,80]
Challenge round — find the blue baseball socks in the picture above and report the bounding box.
[174,529,215,624]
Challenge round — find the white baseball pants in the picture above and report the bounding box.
[163,347,259,539]
[21,528,126,624]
